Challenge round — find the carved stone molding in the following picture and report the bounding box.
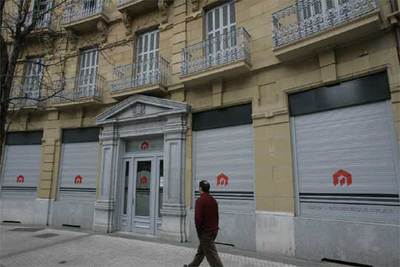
[97,20,109,43]
[191,0,200,12]
[158,0,173,24]
[121,12,133,36]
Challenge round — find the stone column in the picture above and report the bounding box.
[93,124,120,233]
[160,114,187,242]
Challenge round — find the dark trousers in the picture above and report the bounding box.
[188,231,223,267]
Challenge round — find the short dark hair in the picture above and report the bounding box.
[199,180,210,193]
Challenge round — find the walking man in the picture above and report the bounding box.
[185,180,223,267]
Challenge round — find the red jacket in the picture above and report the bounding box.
[195,192,219,234]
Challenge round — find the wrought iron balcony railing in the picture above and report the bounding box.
[52,74,104,105]
[181,27,251,76]
[110,56,169,93]
[25,11,52,30]
[11,82,43,108]
[63,0,106,25]
[272,0,378,48]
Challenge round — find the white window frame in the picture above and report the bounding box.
[135,29,160,86]
[205,1,236,66]
[23,58,43,100]
[77,48,99,97]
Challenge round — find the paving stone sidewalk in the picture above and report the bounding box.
[0,225,339,267]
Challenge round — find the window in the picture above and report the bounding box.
[23,58,43,99]
[300,0,350,20]
[206,1,236,50]
[205,1,237,66]
[136,29,160,86]
[78,48,99,97]
[32,0,52,27]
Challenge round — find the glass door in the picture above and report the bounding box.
[119,154,163,235]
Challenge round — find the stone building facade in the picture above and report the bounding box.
[1,0,399,266]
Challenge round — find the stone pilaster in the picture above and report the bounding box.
[93,125,121,233]
[160,113,187,242]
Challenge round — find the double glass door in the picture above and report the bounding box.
[120,155,163,235]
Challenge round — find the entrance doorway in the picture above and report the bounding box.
[120,154,163,235]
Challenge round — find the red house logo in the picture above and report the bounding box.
[16,175,25,184]
[216,173,229,186]
[140,176,148,185]
[74,175,83,184]
[333,169,352,186]
[140,141,149,150]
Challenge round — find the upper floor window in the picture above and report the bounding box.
[136,29,160,86]
[300,0,349,20]
[206,1,236,41]
[23,58,44,99]
[78,48,99,95]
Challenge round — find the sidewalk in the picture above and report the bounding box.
[0,224,343,267]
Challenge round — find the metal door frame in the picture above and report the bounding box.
[119,152,163,235]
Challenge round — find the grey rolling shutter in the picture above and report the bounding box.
[59,142,98,200]
[1,145,41,197]
[292,101,400,224]
[193,122,255,249]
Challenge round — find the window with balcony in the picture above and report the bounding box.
[181,1,251,76]
[110,29,169,95]
[26,0,52,30]
[24,58,43,99]
[63,0,107,26]
[77,48,99,98]
[272,0,378,48]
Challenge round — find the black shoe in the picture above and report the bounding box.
[183,265,188,267]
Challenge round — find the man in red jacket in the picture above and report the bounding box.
[185,180,223,267]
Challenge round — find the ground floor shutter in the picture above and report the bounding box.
[1,132,42,198]
[58,142,98,200]
[192,104,255,249]
[292,100,400,224]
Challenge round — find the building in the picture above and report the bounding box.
[1,0,399,266]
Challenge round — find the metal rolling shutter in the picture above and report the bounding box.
[290,73,400,224]
[192,104,255,249]
[58,128,99,200]
[193,125,255,208]
[1,131,42,198]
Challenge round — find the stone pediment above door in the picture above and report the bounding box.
[96,95,189,125]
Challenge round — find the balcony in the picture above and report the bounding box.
[181,27,251,86]
[9,83,44,110]
[25,11,53,33]
[117,0,158,16]
[110,57,169,98]
[272,0,380,60]
[62,0,109,33]
[51,74,104,107]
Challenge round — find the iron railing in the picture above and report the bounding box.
[25,11,52,30]
[11,82,43,108]
[63,0,106,25]
[272,0,378,48]
[110,56,169,92]
[52,73,104,104]
[181,27,251,76]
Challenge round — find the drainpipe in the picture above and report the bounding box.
[389,0,400,63]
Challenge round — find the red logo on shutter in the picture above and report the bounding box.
[140,176,148,185]
[140,141,149,150]
[217,173,229,186]
[333,170,352,186]
[16,175,25,184]
[74,175,83,184]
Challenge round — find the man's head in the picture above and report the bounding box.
[199,180,210,194]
